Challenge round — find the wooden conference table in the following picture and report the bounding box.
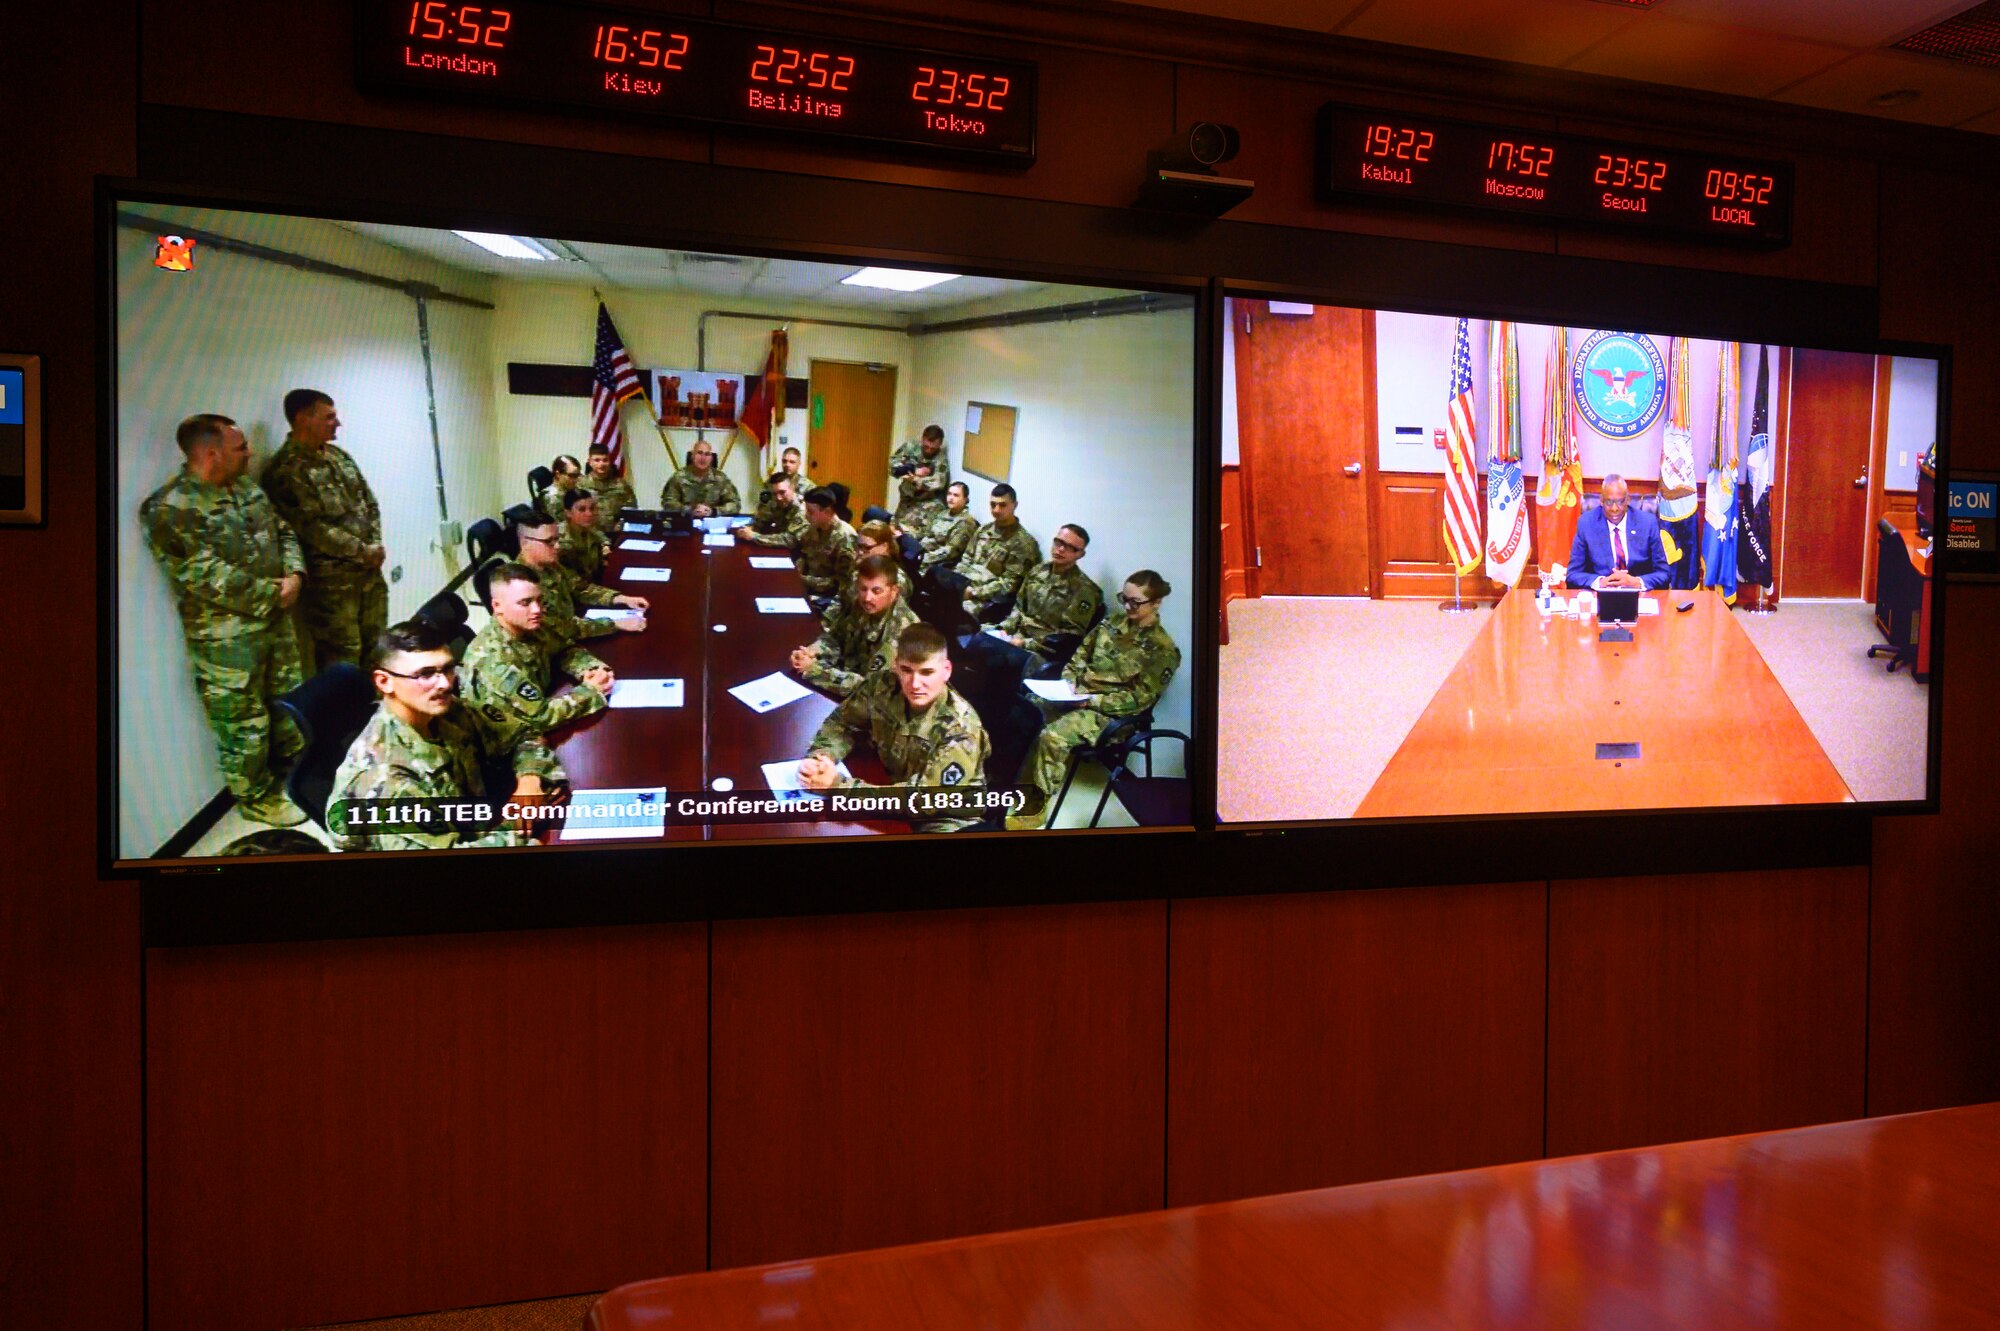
[589,1102,2000,1329]
[546,517,904,840]
[1356,587,1853,818]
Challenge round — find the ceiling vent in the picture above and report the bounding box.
[680,252,745,265]
[1894,1,2000,66]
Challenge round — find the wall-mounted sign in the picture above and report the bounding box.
[1943,471,1999,581]
[0,353,42,527]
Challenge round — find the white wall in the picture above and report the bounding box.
[488,284,913,512]
[1884,356,1939,493]
[115,208,499,856]
[911,304,1197,764]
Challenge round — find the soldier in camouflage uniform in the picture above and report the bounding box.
[848,520,913,604]
[998,525,1105,665]
[461,562,611,749]
[945,483,1040,619]
[741,474,808,550]
[1008,571,1181,830]
[539,455,583,524]
[141,414,309,826]
[798,622,990,833]
[753,447,806,527]
[791,555,920,699]
[512,507,648,658]
[259,390,390,672]
[328,619,566,851]
[556,489,611,584]
[888,424,952,529]
[915,482,979,576]
[660,439,742,516]
[581,444,636,534]
[794,487,859,599]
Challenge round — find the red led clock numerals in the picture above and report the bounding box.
[406,1,511,46]
[593,25,688,69]
[1705,170,1774,205]
[1486,141,1553,178]
[911,67,1010,112]
[750,46,855,92]
[1595,155,1667,192]
[1363,124,1432,161]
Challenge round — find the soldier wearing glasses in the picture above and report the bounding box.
[328,619,566,851]
[510,506,647,657]
[995,524,1104,669]
[1007,571,1179,831]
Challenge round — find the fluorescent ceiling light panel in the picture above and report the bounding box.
[841,267,961,292]
[452,231,559,261]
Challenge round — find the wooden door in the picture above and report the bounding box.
[807,360,897,518]
[1781,350,1876,599]
[1233,301,1372,597]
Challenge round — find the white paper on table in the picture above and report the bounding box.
[729,671,814,713]
[722,515,755,529]
[618,537,666,552]
[703,531,735,547]
[620,566,673,583]
[982,626,1011,639]
[1637,597,1661,616]
[759,759,854,801]
[557,787,668,841]
[606,678,685,709]
[1025,677,1091,704]
[756,597,813,614]
[584,606,642,621]
[965,404,983,433]
[748,555,793,570]
[622,522,651,533]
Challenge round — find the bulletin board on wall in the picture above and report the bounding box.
[964,401,1018,482]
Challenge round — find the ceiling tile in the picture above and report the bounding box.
[1652,0,1975,49]
[1566,14,1849,98]
[1338,0,1638,67]
[1775,48,2000,125]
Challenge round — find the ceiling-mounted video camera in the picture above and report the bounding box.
[1137,122,1252,216]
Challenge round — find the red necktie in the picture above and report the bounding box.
[1613,524,1627,570]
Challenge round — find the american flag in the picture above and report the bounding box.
[1442,317,1483,575]
[590,302,644,471]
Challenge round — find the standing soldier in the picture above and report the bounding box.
[914,482,978,576]
[888,424,952,529]
[790,555,919,699]
[1007,571,1180,830]
[794,487,858,600]
[540,454,583,524]
[461,563,613,749]
[738,473,808,550]
[556,489,610,583]
[260,389,390,671]
[141,413,309,826]
[581,443,635,534]
[328,619,565,852]
[660,439,742,516]
[796,623,990,832]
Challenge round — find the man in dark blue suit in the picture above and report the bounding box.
[1566,474,1671,591]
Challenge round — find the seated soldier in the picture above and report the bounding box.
[510,506,647,657]
[912,481,978,575]
[796,622,990,833]
[556,488,610,583]
[739,473,807,549]
[1006,571,1180,830]
[924,482,1039,625]
[581,443,636,534]
[790,554,920,699]
[539,453,582,523]
[462,562,613,748]
[793,487,858,602]
[328,618,566,851]
[754,446,806,525]
[660,439,741,517]
[848,519,913,604]
[956,522,1105,712]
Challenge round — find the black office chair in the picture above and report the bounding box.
[825,481,853,523]
[1869,518,1922,673]
[1036,598,1108,671]
[272,664,379,830]
[415,590,474,654]
[527,465,554,510]
[466,516,514,570]
[1044,711,1191,829]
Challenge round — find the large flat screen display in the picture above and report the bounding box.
[1218,299,1943,825]
[110,199,1196,863]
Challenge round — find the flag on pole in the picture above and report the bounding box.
[1485,320,1529,587]
[1535,325,1584,578]
[1442,318,1483,577]
[1658,336,1700,589]
[1700,341,1741,603]
[734,328,790,475]
[1736,345,1774,589]
[590,302,644,472]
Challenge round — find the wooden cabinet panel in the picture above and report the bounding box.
[1168,884,1547,1206]
[146,926,708,1331]
[1548,867,1868,1157]
[710,902,1168,1268]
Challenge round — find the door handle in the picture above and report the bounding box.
[1853,465,1868,489]
[1343,462,1363,477]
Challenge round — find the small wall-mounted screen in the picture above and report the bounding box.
[111,200,1195,863]
[1217,299,1941,824]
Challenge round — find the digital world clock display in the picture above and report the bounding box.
[1318,104,1792,245]
[354,0,1038,162]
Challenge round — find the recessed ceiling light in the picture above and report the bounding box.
[452,231,560,260]
[841,267,961,292]
[1870,89,1922,108]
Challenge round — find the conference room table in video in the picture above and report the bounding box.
[1355,587,1853,818]
[544,517,906,841]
